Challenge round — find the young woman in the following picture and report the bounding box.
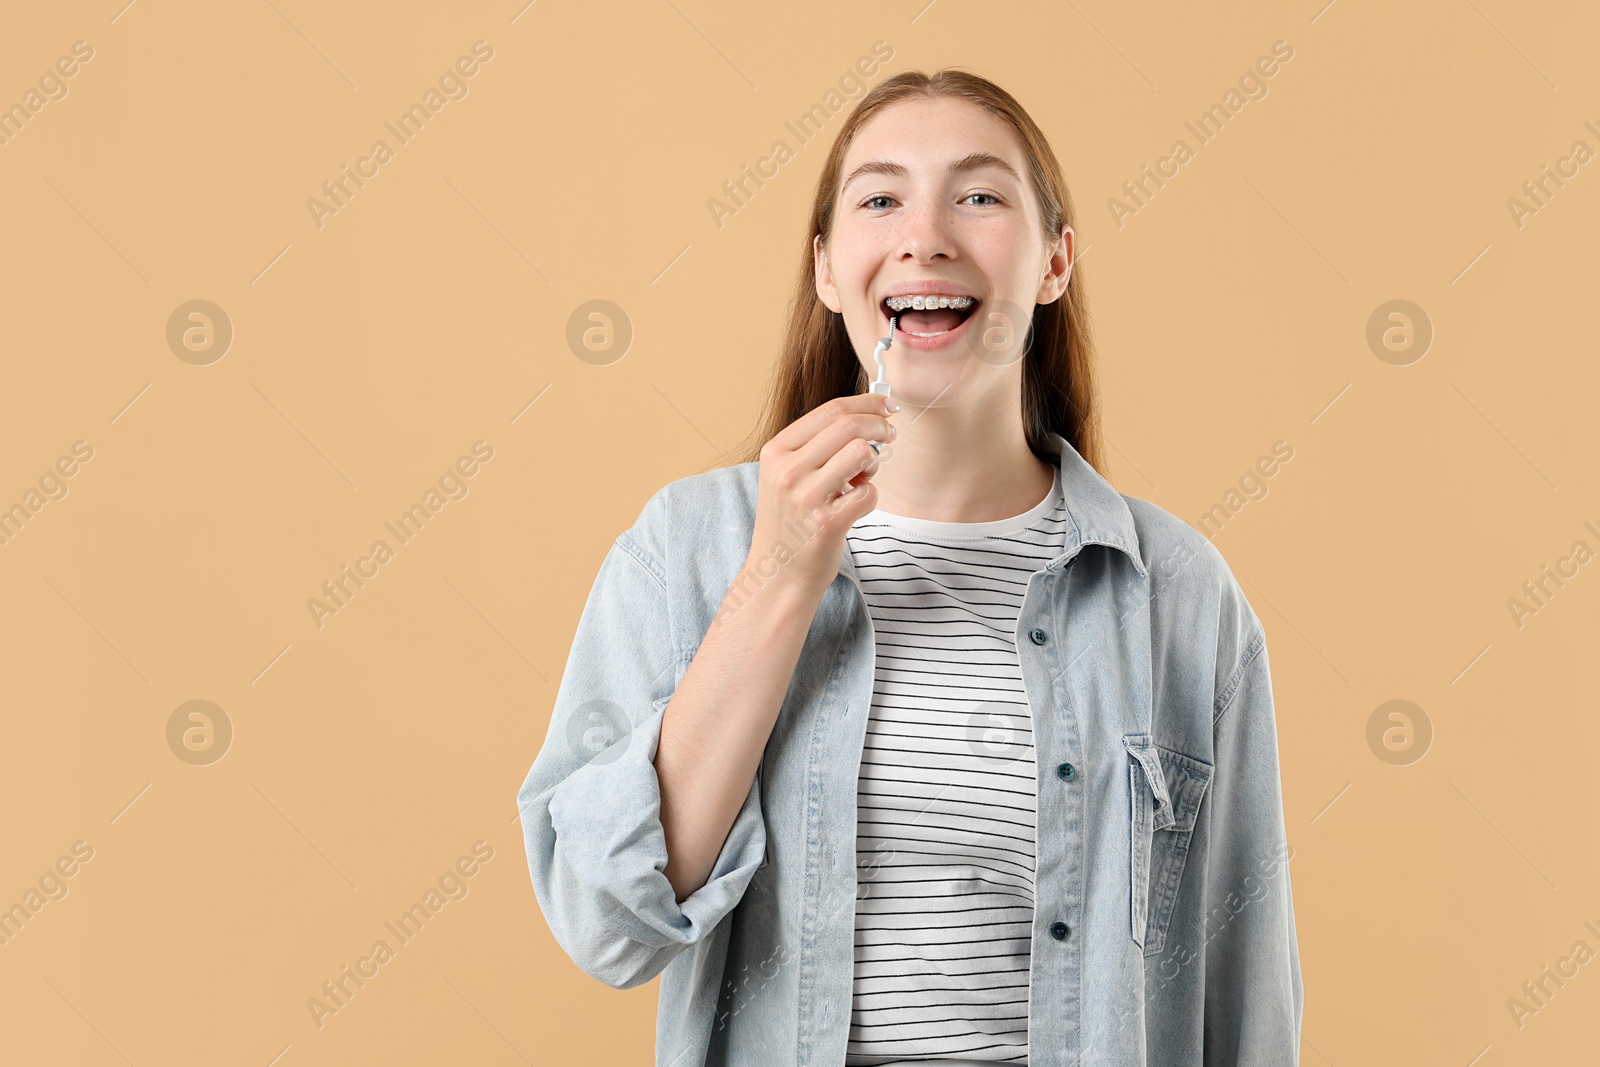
[519,69,1303,1066]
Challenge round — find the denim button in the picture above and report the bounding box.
[1050,920,1069,940]
[1056,762,1075,781]
[1029,627,1048,645]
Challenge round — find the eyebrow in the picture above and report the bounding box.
[840,151,1024,192]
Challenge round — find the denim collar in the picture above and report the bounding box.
[1046,430,1147,577]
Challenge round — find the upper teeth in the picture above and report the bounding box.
[885,295,975,311]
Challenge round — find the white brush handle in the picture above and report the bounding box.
[867,317,896,453]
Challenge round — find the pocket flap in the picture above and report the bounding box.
[1123,734,1175,831]
[1125,735,1214,833]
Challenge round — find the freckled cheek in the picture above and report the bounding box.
[975,225,1043,275]
[837,217,902,258]
[963,225,1028,261]
[834,245,894,303]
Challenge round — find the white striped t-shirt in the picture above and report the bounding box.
[842,463,1067,1066]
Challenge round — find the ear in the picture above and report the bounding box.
[1035,225,1074,305]
[814,233,842,313]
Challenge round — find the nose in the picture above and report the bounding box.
[893,201,955,263]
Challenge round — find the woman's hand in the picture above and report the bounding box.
[747,393,897,604]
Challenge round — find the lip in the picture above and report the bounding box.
[878,283,983,353]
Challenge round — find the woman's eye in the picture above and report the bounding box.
[964,192,1001,206]
[861,195,894,210]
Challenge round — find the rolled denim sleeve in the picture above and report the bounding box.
[516,518,767,991]
[1203,622,1305,1064]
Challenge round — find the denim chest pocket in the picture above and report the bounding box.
[1123,733,1214,957]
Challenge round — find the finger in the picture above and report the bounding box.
[768,394,894,456]
[790,409,893,480]
[831,472,879,523]
[804,436,880,507]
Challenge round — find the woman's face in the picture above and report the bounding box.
[814,95,1073,410]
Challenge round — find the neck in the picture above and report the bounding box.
[870,405,1054,522]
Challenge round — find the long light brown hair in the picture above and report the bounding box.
[718,67,1106,477]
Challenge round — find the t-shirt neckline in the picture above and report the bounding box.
[856,464,1062,541]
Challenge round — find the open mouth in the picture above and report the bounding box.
[883,295,980,338]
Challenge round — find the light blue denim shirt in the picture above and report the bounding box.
[517,432,1304,1066]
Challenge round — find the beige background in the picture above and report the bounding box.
[1,0,1595,1063]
